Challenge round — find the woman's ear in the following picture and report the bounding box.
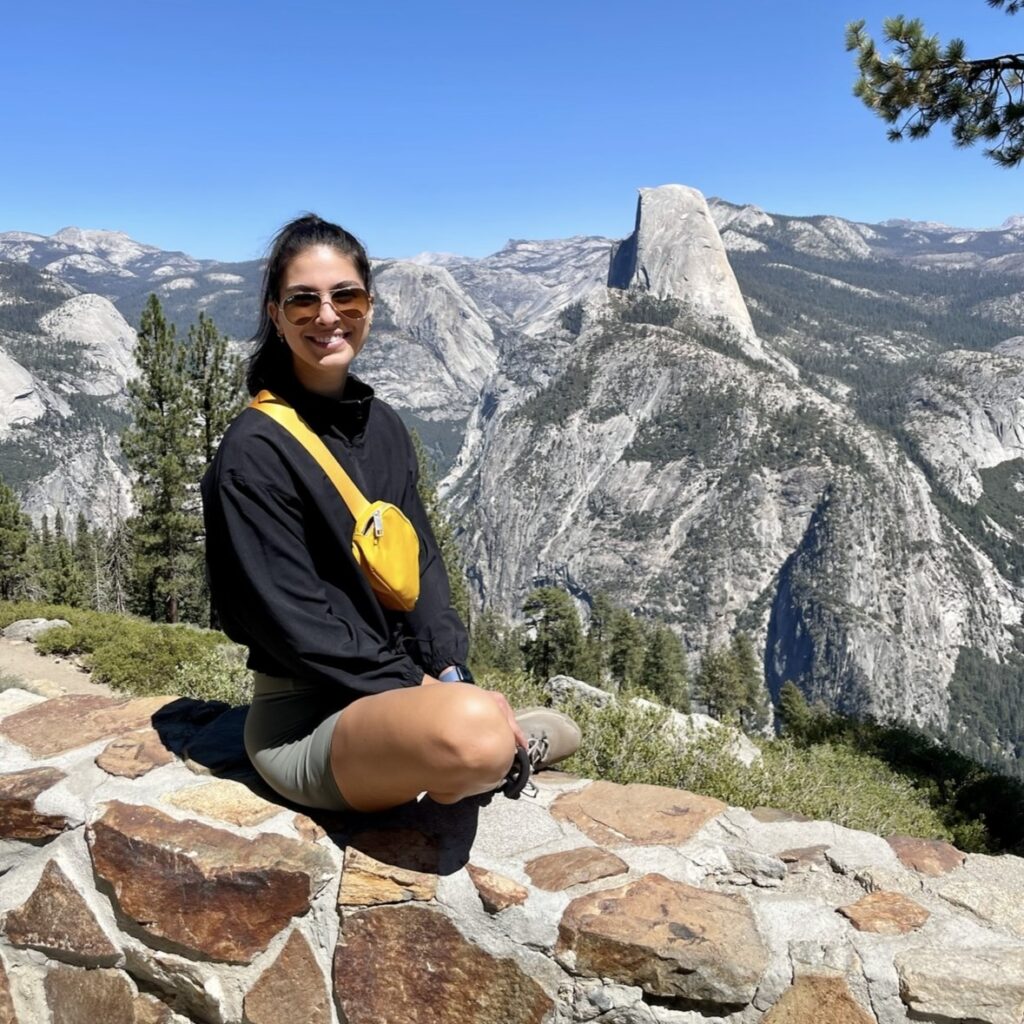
[268,302,282,337]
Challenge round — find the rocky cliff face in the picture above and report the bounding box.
[2,683,1024,1024]
[609,186,758,349]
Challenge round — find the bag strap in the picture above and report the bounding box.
[249,389,369,519]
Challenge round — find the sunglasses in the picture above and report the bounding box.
[280,287,372,325]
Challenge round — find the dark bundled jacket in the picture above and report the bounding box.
[200,372,468,704]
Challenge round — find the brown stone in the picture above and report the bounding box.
[763,975,875,1024]
[777,845,831,870]
[557,872,767,1007]
[886,834,965,877]
[550,781,725,848]
[0,694,174,757]
[838,890,930,935]
[751,807,812,823]
[293,813,327,843]
[466,865,529,913]
[165,779,281,826]
[133,994,174,1024]
[334,904,552,1024]
[0,766,70,840]
[338,829,439,906]
[44,965,135,1024]
[87,800,334,964]
[0,956,16,1024]
[95,728,174,778]
[243,930,330,1024]
[525,846,628,891]
[3,860,119,965]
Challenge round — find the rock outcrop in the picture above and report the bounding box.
[2,687,1024,1024]
[608,184,758,346]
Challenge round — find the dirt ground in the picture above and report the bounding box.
[0,637,112,697]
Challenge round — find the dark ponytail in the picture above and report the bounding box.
[247,214,373,395]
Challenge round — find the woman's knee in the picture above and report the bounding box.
[432,687,515,778]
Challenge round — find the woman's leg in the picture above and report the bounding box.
[329,683,518,812]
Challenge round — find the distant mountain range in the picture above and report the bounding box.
[1,188,1022,778]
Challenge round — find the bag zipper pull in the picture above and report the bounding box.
[373,507,384,539]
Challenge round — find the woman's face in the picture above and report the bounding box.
[268,244,372,396]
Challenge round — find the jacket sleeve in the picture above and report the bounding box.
[395,432,471,675]
[210,467,425,695]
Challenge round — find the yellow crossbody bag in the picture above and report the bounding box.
[249,390,421,612]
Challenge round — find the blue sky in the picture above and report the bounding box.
[3,1,1021,261]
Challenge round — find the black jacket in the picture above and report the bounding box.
[201,372,469,704]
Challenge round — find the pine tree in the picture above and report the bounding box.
[0,480,31,600]
[410,430,471,631]
[607,608,644,692]
[642,624,691,711]
[847,6,1024,167]
[49,511,85,607]
[732,632,771,732]
[578,591,615,688]
[187,312,246,469]
[522,587,583,681]
[122,294,203,623]
[694,643,746,721]
[778,681,813,740]
[470,607,525,673]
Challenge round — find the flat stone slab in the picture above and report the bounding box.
[896,946,1024,1024]
[556,872,767,1007]
[44,965,136,1024]
[763,974,875,1023]
[887,834,965,876]
[164,779,281,827]
[338,829,439,906]
[838,890,930,935]
[550,780,725,847]
[938,854,1024,936]
[87,800,334,964]
[333,904,553,1024]
[243,930,331,1024]
[0,694,174,757]
[96,728,175,779]
[0,766,70,841]
[525,846,628,891]
[3,860,119,966]
[466,865,529,913]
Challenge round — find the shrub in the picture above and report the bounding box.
[88,625,226,697]
[172,645,253,706]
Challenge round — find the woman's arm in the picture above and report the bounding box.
[205,467,425,695]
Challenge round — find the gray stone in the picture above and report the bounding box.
[938,853,1024,936]
[896,946,1024,1024]
[2,619,71,642]
[544,675,613,707]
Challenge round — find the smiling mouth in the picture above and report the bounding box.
[306,331,350,348]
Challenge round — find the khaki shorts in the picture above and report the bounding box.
[244,672,353,812]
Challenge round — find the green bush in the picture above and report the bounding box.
[172,645,253,706]
[1,600,250,706]
[88,625,226,696]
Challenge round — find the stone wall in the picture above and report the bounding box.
[1,687,1023,1024]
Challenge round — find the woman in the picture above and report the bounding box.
[201,214,579,813]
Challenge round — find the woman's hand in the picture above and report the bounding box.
[483,688,528,749]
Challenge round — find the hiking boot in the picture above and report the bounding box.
[515,707,582,771]
[501,707,582,800]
